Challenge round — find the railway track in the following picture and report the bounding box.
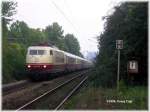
[55,76,88,110]
[2,69,90,110]
[16,70,89,110]
[2,80,31,96]
[2,70,85,96]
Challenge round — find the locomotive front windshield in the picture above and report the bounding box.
[29,50,45,55]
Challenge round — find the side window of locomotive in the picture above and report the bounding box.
[29,50,37,55]
[50,50,53,55]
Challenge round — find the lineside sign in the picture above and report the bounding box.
[127,60,138,74]
[116,40,123,49]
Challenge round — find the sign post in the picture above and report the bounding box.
[116,40,123,90]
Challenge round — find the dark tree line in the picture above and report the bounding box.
[92,2,148,88]
[8,20,82,56]
[2,1,83,84]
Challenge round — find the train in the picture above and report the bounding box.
[26,44,93,80]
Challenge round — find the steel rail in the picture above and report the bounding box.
[16,70,88,111]
[55,76,88,110]
[3,80,29,92]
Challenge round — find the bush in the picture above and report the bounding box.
[90,65,117,88]
[2,42,27,84]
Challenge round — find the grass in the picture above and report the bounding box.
[62,85,148,110]
[103,86,148,110]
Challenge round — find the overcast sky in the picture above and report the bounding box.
[11,0,121,53]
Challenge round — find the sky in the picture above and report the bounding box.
[11,0,121,54]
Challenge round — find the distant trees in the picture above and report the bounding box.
[8,21,82,55]
[2,1,83,83]
[64,34,83,57]
[9,21,30,43]
[43,23,83,57]
[92,2,148,88]
[44,22,64,49]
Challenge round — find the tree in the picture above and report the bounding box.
[64,34,82,57]
[9,21,30,44]
[9,21,47,46]
[93,2,148,87]
[28,28,46,45]
[43,22,83,57]
[2,1,18,83]
[44,22,64,48]
[2,1,17,37]
[2,1,17,25]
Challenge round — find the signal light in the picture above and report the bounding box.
[43,65,47,68]
[27,65,31,68]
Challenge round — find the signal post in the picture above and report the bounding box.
[116,40,123,90]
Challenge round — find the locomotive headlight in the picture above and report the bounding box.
[27,65,31,68]
[43,65,47,68]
